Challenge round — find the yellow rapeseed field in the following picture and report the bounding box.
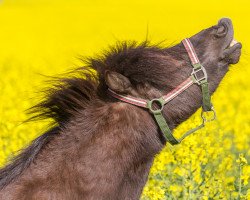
[0,0,250,199]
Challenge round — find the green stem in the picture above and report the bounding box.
[238,164,242,199]
[188,163,192,200]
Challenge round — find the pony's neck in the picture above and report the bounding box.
[0,94,200,199]
[32,102,164,199]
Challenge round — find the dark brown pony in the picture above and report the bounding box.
[0,18,242,200]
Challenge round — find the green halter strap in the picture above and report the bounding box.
[108,38,216,145]
[146,63,215,145]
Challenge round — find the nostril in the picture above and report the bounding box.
[215,24,228,38]
[217,26,225,34]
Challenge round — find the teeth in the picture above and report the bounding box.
[230,39,238,47]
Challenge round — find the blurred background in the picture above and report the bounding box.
[0,0,250,199]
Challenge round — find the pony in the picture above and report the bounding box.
[0,18,242,199]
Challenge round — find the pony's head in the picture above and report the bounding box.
[104,18,242,99]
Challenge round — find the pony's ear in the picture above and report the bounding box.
[105,70,132,93]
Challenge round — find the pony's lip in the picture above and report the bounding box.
[225,38,240,50]
[223,42,242,64]
[226,41,242,52]
[224,42,242,55]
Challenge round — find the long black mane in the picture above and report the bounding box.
[0,41,178,189]
[0,65,101,188]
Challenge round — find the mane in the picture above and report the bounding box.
[28,40,161,125]
[0,65,100,189]
[28,67,99,125]
[0,41,172,189]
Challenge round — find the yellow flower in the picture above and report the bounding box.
[237,154,248,166]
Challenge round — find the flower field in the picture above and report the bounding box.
[0,0,250,199]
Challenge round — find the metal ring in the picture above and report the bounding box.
[147,98,165,114]
[201,107,216,123]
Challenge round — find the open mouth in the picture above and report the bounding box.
[229,39,238,48]
[226,38,242,51]
[224,38,242,64]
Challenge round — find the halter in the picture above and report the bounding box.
[108,38,216,145]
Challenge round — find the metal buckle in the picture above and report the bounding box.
[191,64,208,85]
[201,107,216,124]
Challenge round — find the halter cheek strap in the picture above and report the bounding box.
[108,38,216,145]
[182,39,212,112]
